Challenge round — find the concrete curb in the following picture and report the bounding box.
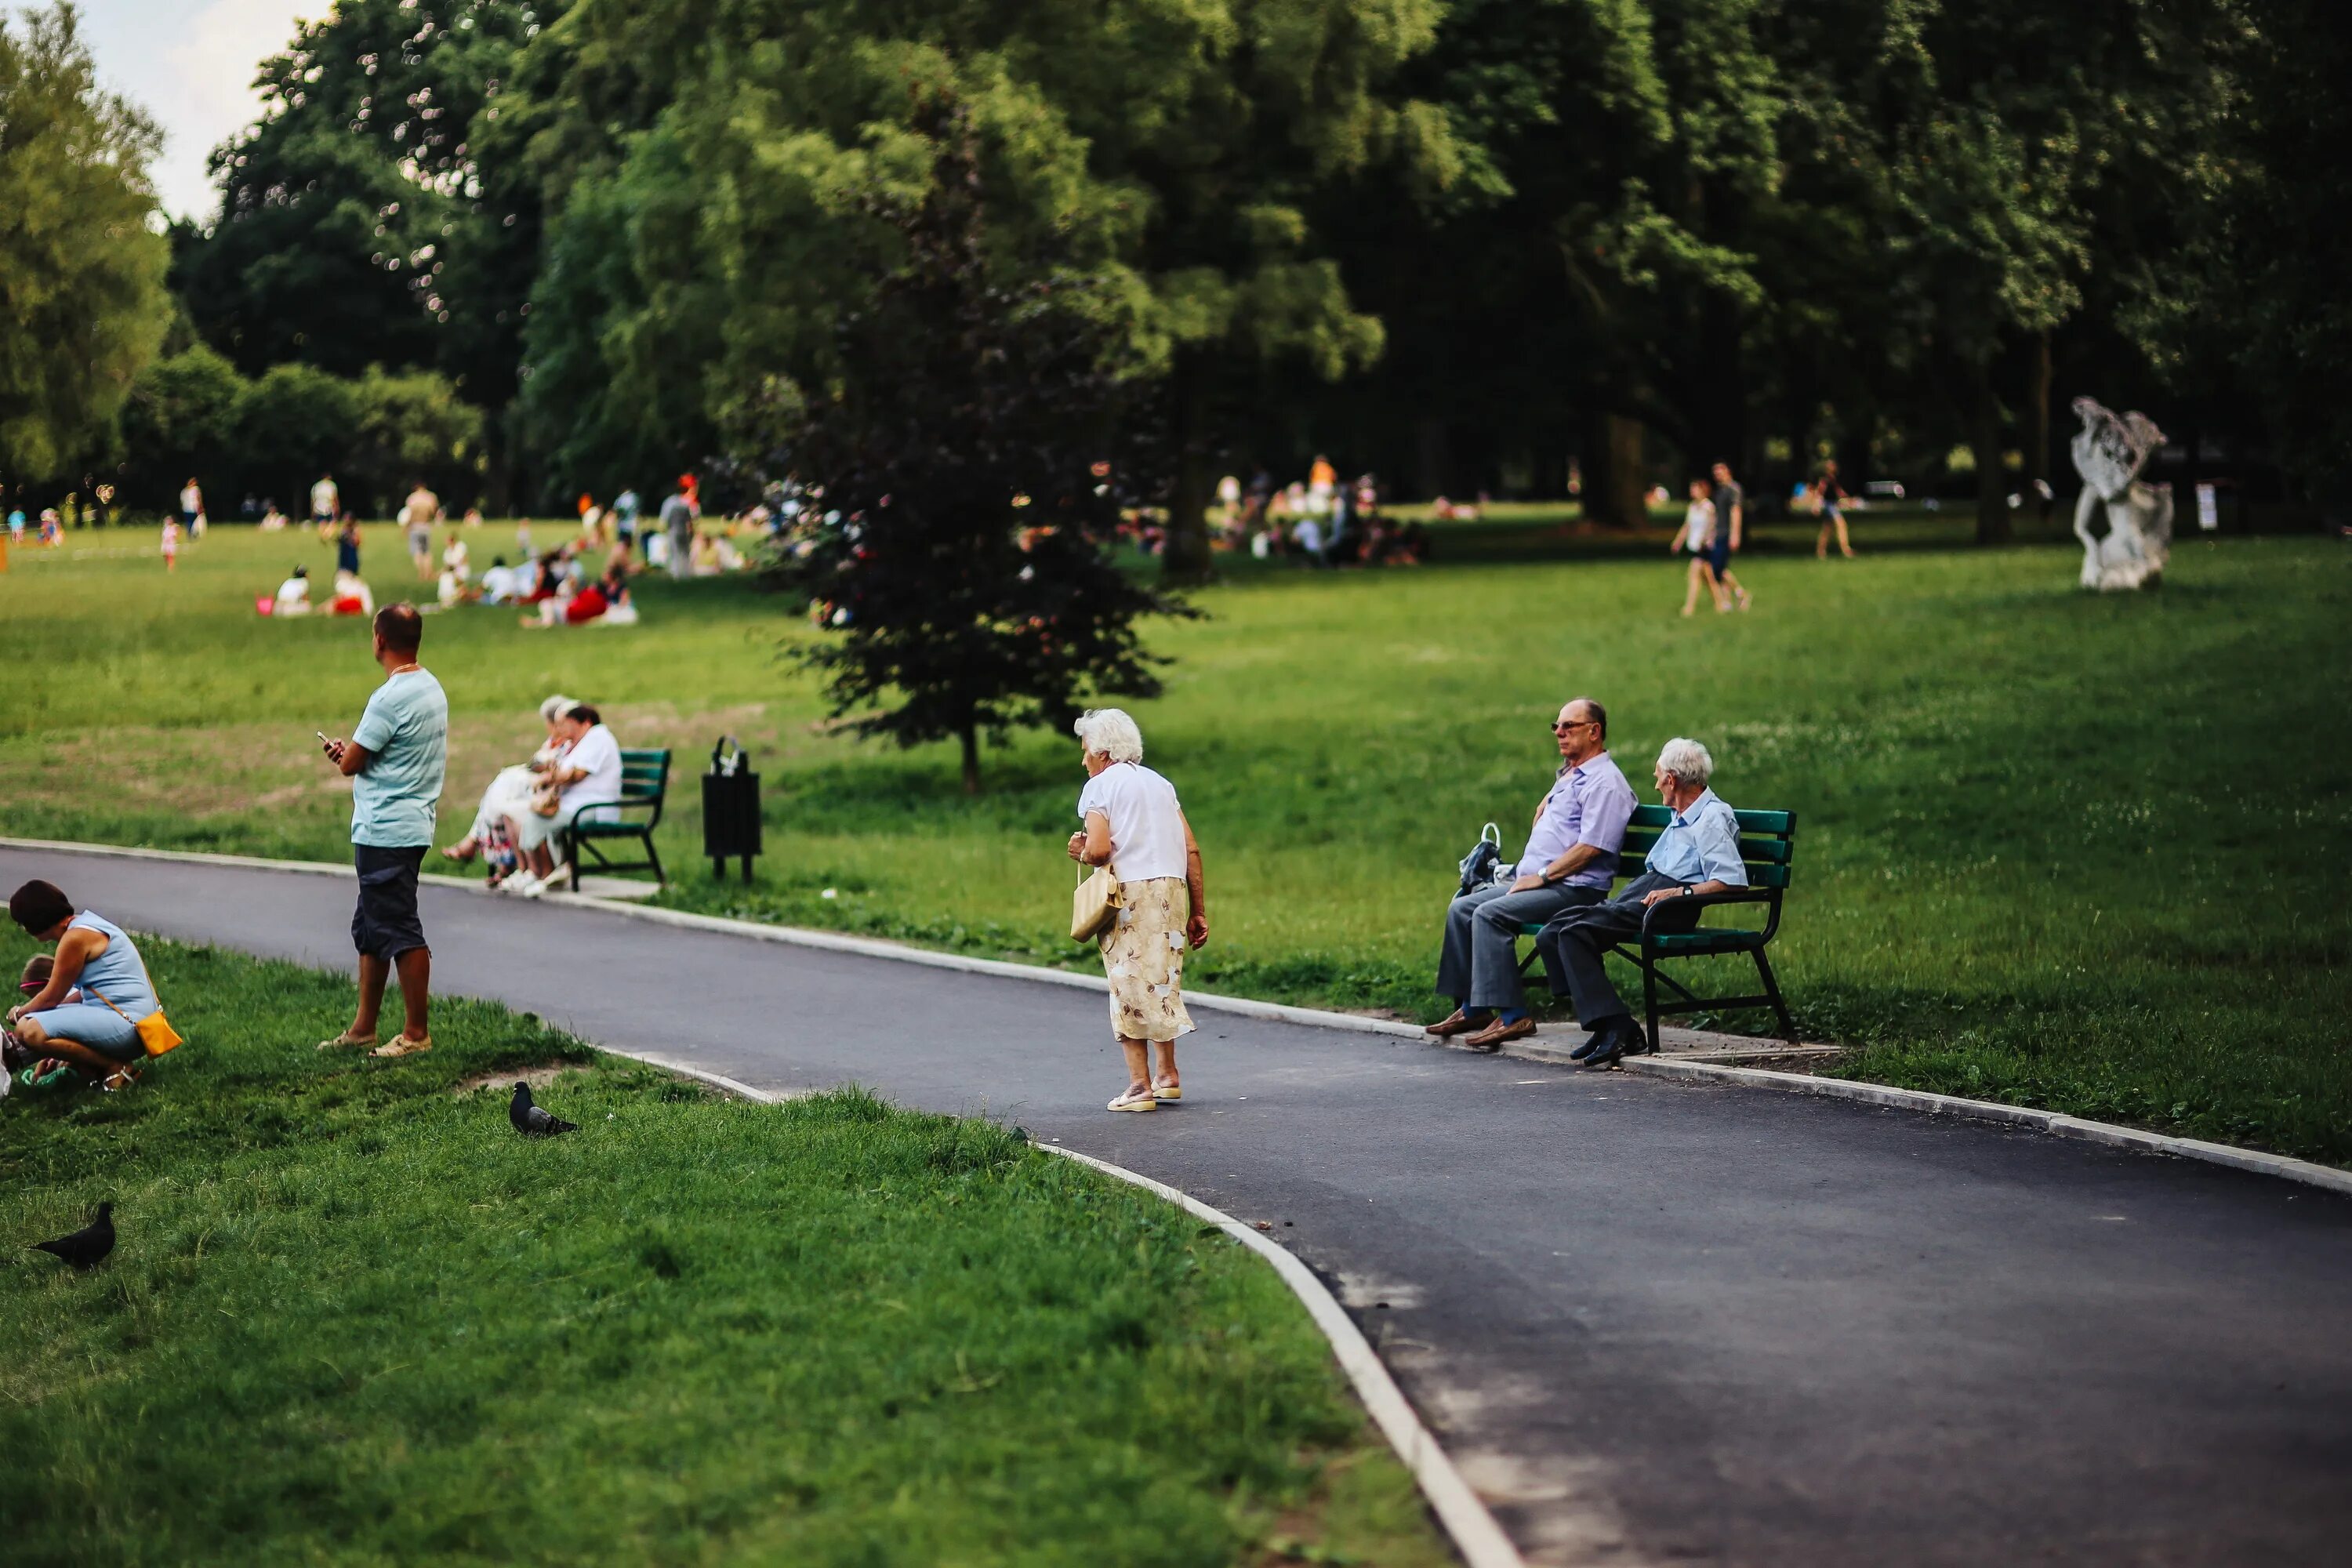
[8,834,2347,1202]
[588,1041,1524,1567]
[1050,1145,1526,1568]
[1619,1054,2352,1199]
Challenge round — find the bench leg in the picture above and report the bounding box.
[1640,949,1662,1054]
[1754,946,1795,1042]
[643,832,666,887]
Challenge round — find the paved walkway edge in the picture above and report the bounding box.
[1044,1145,1524,1568]
[590,1039,1524,1568]
[8,835,2345,1202]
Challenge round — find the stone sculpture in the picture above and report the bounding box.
[2069,396,2173,590]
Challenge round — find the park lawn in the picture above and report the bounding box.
[0,517,2347,1163]
[0,931,1453,1567]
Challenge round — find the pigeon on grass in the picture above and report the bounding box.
[33,1202,115,1269]
[510,1082,579,1137]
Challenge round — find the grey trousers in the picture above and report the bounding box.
[1436,881,1606,1012]
[1534,872,1700,1026]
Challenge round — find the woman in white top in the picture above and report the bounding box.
[442,694,575,879]
[1066,709,1209,1112]
[503,703,624,896]
[1670,477,1726,615]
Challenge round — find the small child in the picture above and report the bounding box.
[161,516,181,572]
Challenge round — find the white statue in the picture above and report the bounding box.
[2069,396,2172,591]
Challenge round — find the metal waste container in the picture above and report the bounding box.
[701,736,762,882]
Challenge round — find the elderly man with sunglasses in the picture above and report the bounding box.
[1428,698,1638,1051]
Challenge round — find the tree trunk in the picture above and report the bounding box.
[1970,362,2010,546]
[1581,411,1650,529]
[1160,358,1214,585]
[2027,330,2054,524]
[959,724,982,797]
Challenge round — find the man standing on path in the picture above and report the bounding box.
[318,604,448,1058]
[1427,698,1637,1052]
[661,477,697,579]
[1537,737,1747,1069]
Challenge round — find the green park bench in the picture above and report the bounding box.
[558,747,673,891]
[1518,803,1797,1052]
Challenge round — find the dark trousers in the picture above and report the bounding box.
[1436,881,1605,1012]
[1535,873,1699,1027]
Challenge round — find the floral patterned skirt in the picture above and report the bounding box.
[1099,877,1195,1044]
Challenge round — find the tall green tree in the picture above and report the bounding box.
[174,1,541,402]
[0,3,170,485]
[762,114,1189,793]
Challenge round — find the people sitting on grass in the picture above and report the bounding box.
[442,694,575,885]
[329,569,375,617]
[496,703,623,898]
[273,564,312,617]
[4,880,165,1091]
[479,556,521,605]
[1534,737,1748,1069]
[1426,698,1637,1052]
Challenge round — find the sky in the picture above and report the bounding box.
[76,0,314,223]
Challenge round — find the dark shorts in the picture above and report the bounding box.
[352,844,429,959]
[1707,535,1732,573]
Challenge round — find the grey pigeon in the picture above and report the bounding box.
[33,1202,114,1269]
[510,1082,577,1137]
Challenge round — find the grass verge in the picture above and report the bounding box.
[0,932,1452,1567]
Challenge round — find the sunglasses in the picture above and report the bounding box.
[1551,719,1595,734]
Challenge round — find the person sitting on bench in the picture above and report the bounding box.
[1536,737,1746,1069]
[1427,697,1636,1051]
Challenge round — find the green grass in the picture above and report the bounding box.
[0,931,1451,1566]
[1,515,2347,1163]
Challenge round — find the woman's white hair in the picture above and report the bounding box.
[1656,736,1715,787]
[539,693,576,722]
[1074,708,1145,764]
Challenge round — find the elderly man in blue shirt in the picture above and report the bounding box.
[1537,736,1748,1069]
[1428,698,1639,1052]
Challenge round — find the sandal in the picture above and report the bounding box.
[1152,1079,1182,1102]
[100,1065,142,1092]
[1107,1086,1157,1112]
[318,1030,379,1051]
[369,1034,434,1058]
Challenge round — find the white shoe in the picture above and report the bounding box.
[518,874,549,899]
[502,872,540,898]
[1107,1087,1158,1112]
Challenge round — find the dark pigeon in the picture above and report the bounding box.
[510,1082,578,1137]
[33,1202,115,1269]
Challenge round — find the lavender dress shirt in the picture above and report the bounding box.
[1508,751,1638,889]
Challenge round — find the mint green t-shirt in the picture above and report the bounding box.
[349,670,448,848]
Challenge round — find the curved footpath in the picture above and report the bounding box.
[7,846,2350,1567]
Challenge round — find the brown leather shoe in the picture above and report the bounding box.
[1460,1015,1537,1052]
[1425,1008,1492,1039]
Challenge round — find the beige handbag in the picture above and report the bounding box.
[1071,862,1123,943]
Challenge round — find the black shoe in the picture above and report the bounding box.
[1581,1025,1631,1069]
[1567,1030,1602,1062]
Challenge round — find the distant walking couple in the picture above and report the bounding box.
[1671,462,1752,615]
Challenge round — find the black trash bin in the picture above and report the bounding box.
[701,736,762,883]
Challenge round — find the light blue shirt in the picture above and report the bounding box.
[350,669,448,848]
[1644,789,1748,887]
[1512,751,1639,890]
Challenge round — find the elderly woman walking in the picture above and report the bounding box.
[1067,709,1209,1112]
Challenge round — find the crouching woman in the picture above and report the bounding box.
[5,880,170,1089]
[1067,709,1209,1113]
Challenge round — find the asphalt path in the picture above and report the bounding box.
[9,845,2350,1566]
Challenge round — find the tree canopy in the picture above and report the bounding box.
[0,4,170,485]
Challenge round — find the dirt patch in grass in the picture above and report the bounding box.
[450,1062,593,1096]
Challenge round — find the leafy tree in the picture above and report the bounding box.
[761,116,1189,794]
[514,0,1451,576]
[119,343,245,509]
[0,3,170,485]
[174,1,540,401]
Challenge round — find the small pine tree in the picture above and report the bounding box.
[761,116,1190,794]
